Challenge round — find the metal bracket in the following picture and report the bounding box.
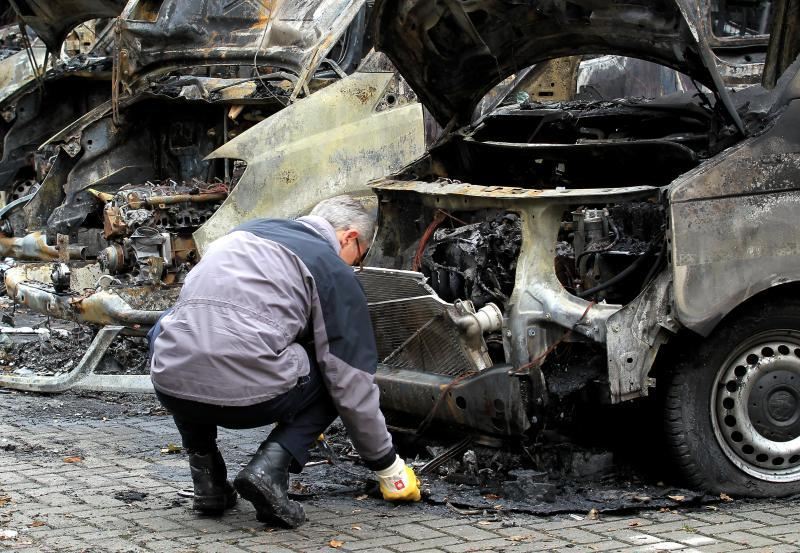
[0,325,155,394]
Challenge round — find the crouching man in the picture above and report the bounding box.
[149,195,420,527]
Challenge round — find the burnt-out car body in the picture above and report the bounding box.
[0,9,121,202]
[0,0,424,322]
[357,0,800,496]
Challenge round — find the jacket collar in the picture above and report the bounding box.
[296,216,341,254]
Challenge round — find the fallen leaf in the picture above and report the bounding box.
[658,507,672,513]
[477,521,492,526]
[506,535,531,542]
[63,456,82,463]
[28,520,45,527]
[588,508,599,520]
[351,526,361,531]
[0,495,10,507]
[493,504,504,510]
[354,494,368,501]
[633,496,651,503]
[483,493,501,500]
[668,495,685,502]
[329,539,344,548]
[720,493,733,502]
[628,521,640,527]
[160,444,182,454]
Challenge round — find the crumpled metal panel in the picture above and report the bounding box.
[118,0,365,96]
[194,70,424,252]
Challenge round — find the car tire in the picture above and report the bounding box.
[664,299,800,497]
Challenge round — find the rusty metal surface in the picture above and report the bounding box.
[117,0,366,98]
[764,0,800,87]
[0,232,83,261]
[4,262,170,327]
[473,57,580,121]
[127,191,227,208]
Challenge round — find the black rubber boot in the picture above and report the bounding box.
[188,450,238,515]
[234,441,305,528]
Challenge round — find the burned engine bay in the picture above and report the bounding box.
[0,94,266,286]
[417,202,665,312]
[359,94,719,437]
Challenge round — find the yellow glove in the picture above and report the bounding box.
[375,456,421,502]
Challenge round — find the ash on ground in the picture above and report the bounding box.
[0,299,150,377]
[291,416,715,517]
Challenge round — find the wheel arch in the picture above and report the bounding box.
[705,281,800,337]
[651,281,800,379]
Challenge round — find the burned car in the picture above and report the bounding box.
[0,0,424,318]
[0,3,124,202]
[336,0,800,497]
[1,0,797,500]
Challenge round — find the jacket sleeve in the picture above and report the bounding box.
[308,270,395,465]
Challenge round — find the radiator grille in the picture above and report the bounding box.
[356,268,432,303]
[360,269,478,377]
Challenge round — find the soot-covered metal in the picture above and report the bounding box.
[420,212,521,311]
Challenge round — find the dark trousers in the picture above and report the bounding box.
[155,361,338,473]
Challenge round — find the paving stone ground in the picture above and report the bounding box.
[1,390,799,553]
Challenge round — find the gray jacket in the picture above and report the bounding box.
[150,216,393,462]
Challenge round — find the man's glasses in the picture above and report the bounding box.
[355,239,365,271]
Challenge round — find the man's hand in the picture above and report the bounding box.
[375,456,421,502]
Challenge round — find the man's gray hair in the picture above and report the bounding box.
[310,195,376,244]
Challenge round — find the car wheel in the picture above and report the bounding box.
[665,300,800,496]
